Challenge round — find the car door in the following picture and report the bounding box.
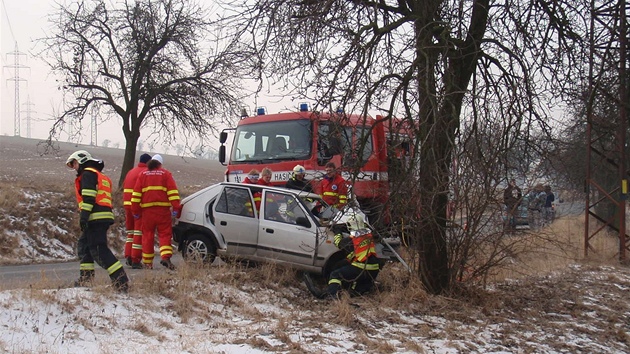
[213,185,259,256]
[257,190,318,266]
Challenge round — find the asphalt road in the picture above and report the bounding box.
[0,254,185,291]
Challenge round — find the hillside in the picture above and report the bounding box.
[0,135,226,189]
[0,135,226,264]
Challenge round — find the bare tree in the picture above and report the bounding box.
[231,0,591,294]
[38,0,256,186]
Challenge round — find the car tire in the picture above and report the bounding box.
[184,233,216,264]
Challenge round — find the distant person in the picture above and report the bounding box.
[285,164,313,193]
[543,185,555,225]
[503,179,522,231]
[526,184,546,230]
[242,169,260,184]
[320,162,348,209]
[65,150,129,292]
[122,153,151,268]
[131,154,181,270]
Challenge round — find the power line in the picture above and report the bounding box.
[1,0,17,43]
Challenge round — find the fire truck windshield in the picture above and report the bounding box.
[230,120,312,162]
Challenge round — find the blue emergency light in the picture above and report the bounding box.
[299,103,309,112]
[256,107,266,115]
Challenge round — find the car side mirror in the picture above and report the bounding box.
[219,131,228,144]
[295,216,311,228]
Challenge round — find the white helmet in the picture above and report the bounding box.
[293,165,305,175]
[66,150,96,167]
[346,213,365,231]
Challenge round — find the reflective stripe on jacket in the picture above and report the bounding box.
[74,167,114,221]
[349,230,377,263]
[320,174,348,208]
[123,163,148,207]
[131,168,180,213]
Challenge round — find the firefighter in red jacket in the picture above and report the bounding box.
[131,154,181,270]
[122,153,151,268]
[325,213,380,299]
[320,162,348,209]
[66,150,129,292]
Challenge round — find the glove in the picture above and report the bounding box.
[80,219,88,232]
[334,233,343,247]
[173,205,182,218]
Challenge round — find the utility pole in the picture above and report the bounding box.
[584,0,629,261]
[4,42,28,137]
[22,95,36,139]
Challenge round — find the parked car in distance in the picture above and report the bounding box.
[172,182,399,277]
[503,191,562,229]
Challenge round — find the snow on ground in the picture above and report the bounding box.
[1,263,630,353]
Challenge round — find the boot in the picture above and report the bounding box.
[160,258,176,270]
[131,262,143,269]
[110,269,129,293]
[125,256,132,266]
[303,273,327,299]
[73,269,95,287]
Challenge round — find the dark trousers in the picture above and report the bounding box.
[327,262,379,297]
[78,222,128,286]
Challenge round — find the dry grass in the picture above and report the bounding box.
[491,215,620,282]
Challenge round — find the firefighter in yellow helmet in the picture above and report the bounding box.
[66,150,129,292]
[323,213,380,299]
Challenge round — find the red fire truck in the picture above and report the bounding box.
[218,104,411,223]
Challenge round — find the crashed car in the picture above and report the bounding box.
[172,182,400,276]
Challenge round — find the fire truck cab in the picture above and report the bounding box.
[218,105,410,225]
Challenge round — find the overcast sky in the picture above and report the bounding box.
[1,0,60,141]
[1,0,299,153]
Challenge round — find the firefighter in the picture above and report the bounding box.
[320,162,348,209]
[131,154,181,270]
[325,213,380,299]
[65,150,129,292]
[122,153,151,268]
[285,164,313,193]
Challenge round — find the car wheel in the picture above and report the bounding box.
[184,233,216,264]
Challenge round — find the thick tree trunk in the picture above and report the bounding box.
[412,0,489,294]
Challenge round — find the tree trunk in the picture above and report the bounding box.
[412,0,489,294]
[118,129,140,189]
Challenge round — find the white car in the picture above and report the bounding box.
[172,182,398,276]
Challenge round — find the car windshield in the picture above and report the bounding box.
[230,120,312,162]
